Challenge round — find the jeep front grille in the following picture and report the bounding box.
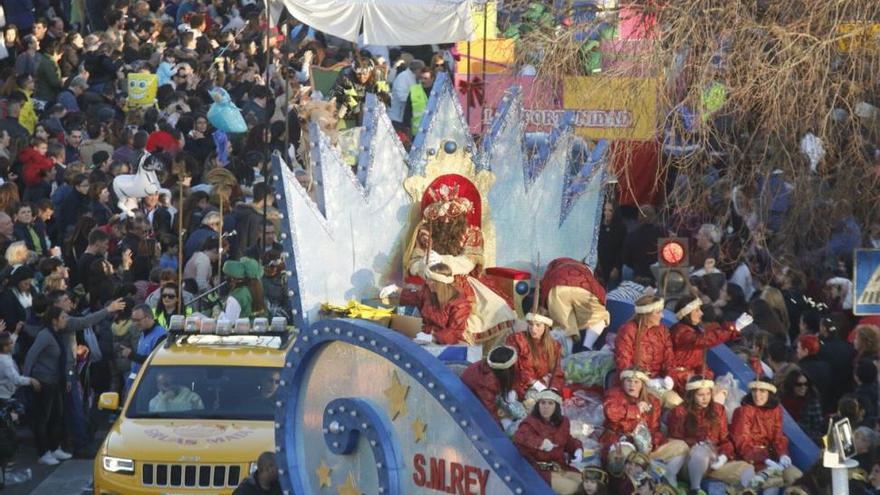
[141,463,242,488]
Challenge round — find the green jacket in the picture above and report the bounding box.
[34,54,63,102]
[409,84,429,136]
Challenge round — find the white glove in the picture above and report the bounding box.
[427,250,443,267]
[414,332,433,343]
[540,438,556,452]
[500,418,513,430]
[379,284,401,299]
[506,390,518,403]
[735,313,754,331]
[572,449,583,463]
[764,459,783,473]
[530,380,547,393]
[663,376,674,391]
[648,378,665,391]
[779,455,792,468]
[710,454,727,470]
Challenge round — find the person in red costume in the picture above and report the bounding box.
[614,294,679,407]
[668,296,751,396]
[540,257,611,351]
[461,345,524,429]
[396,263,471,344]
[506,311,564,402]
[668,376,752,495]
[600,367,689,487]
[730,378,803,493]
[513,389,584,495]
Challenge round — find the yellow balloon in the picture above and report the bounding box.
[127,73,158,108]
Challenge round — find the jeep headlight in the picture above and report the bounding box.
[102,456,135,474]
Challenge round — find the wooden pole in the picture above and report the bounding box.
[217,191,224,285]
[177,179,185,314]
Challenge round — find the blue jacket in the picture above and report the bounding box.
[130,324,167,379]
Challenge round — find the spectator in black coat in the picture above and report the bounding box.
[231,183,273,258]
[854,359,878,427]
[621,205,665,280]
[233,452,281,495]
[818,314,856,409]
[596,201,626,285]
[56,174,92,238]
[796,334,834,414]
[73,228,109,290]
[0,265,36,333]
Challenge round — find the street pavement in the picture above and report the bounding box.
[4,425,105,495]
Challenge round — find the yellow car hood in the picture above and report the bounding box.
[103,418,275,462]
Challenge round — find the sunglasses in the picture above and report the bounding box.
[162,293,177,299]
[795,381,809,386]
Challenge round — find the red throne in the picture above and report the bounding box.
[405,174,531,314]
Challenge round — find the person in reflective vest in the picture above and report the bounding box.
[404,68,434,137]
[152,282,193,329]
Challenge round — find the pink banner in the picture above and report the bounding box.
[455,74,563,134]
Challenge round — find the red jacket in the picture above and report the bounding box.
[668,321,738,394]
[614,321,673,378]
[600,387,665,454]
[730,401,787,468]
[539,257,606,307]
[505,331,564,400]
[667,402,734,458]
[399,286,471,344]
[513,415,582,484]
[461,361,504,423]
[19,147,54,187]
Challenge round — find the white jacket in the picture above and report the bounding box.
[0,353,31,399]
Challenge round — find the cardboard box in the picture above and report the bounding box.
[455,39,515,75]
[389,314,423,339]
[470,1,498,40]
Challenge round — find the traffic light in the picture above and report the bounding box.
[655,237,691,299]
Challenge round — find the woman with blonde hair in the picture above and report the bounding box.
[759,287,790,337]
[506,309,564,401]
[0,183,20,215]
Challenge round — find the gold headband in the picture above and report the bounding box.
[685,379,715,391]
[525,313,554,327]
[582,467,608,485]
[487,346,517,370]
[675,299,702,320]
[620,369,650,383]
[535,389,563,406]
[748,381,777,394]
[635,299,664,315]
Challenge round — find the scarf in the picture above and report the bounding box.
[13,289,32,310]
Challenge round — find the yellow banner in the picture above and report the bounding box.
[837,22,880,53]
[563,76,658,140]
[469,1,497,39]
[455,39,515,75]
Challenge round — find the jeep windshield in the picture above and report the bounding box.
[126,365,281,420]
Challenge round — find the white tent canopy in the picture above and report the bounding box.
[271,0,476,45]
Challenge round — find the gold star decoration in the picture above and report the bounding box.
[337,472,361,495]
[316,459,332,488]
[383,370,410,420]
[412,416,427,443]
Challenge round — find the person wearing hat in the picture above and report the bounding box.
[601,367,689,488]
[0,265,36,333]
[505,310,564,402]
[614,294,679,407]
[730,378,802,492]
[539,257,610,352]
[461,345,523,427]
[220,257,268,320]
[616,450,656,495]
[667,375,752,494]
[581,466,609,495]
[669,296,752,396]
[394,263,473,345]
[329,55,390,126]
[513,388,583,494]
